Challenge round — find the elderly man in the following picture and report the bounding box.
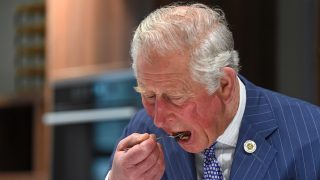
[106,3,320,180]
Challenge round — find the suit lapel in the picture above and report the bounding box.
[230,77,278,180]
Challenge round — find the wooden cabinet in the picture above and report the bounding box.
[0,2,50,180]
[14,2,46,93]
[0,94,51,180]
[46,0,135,82]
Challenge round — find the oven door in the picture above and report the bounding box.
[43,70,141,180]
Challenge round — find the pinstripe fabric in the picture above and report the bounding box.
[230,76,320,180]
[107,76,320,180]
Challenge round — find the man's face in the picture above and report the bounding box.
[135,53,228,153]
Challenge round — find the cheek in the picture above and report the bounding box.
[142,99,155,117]
[181,96,223,127]
[175,103,205,128]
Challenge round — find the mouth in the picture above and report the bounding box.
[172,131,191,141]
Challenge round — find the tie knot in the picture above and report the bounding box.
[203,143,217,158]
[202,142,223,180]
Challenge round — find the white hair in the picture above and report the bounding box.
[131,3,240,94]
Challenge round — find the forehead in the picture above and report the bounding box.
[136,52,196,91]
[136,52,189,77]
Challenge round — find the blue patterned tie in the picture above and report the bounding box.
[203,143,223,180]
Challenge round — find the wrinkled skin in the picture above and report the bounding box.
[109,133,165,180]
[109,51,238,179]
[136,52,238,153]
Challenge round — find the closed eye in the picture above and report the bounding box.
[145,95,155,99]
[142,93,156,103]
[169,96,186,105]
[170,96,182,101]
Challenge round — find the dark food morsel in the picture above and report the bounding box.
[172,131,191,141]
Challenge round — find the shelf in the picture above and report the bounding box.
[14,2,46,93]
[43,106,136,125]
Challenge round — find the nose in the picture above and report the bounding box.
[153,97,168,128]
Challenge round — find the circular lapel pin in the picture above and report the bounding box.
[244,140,256,154]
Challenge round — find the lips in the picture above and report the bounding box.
[172,131,191,141]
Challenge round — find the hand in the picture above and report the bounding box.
[109,133,165,180]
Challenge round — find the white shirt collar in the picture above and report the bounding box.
[216,77,246,147]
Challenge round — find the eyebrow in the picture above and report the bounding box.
[134,86,146,94]
[134,86,193,99]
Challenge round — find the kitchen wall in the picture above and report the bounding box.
[0,0,319,103]
[277,0,319,104]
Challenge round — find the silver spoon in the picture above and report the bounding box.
[156,133,186,141]
[124,133,186,151]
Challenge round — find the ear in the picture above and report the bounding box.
[217,67,237,103]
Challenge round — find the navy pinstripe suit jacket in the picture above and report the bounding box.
[108,76,320,180]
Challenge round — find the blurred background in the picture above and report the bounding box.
[0,0,319,180]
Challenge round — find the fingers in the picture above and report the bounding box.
[110,133,165,180]
[118,133,158,164]
[126,142,165,180]
[117,133,150,151]
[134,141,162,173]
[141,143,166,180]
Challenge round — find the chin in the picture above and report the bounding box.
[179,143,206,153]
[182,146,205,153]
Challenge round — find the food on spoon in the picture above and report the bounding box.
[172,131,191,141]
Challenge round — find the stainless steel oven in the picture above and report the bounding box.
[44,69,141,180]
